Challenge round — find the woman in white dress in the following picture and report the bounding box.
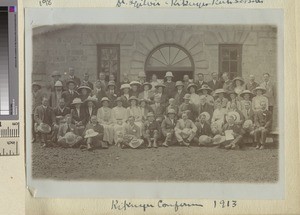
[96,97,114,145]
[127,96,143,136]
[187,83,200,107]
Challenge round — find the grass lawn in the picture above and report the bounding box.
[31,141,279,183]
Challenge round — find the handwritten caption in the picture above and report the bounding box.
[111,200,237,212]
[116,0,264,8]
[39,0,52,6]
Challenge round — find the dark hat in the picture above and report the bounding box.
[143,82,152,89]
[155,83,166,89]
[32,82,42,89]
[66,79,76,86]
[77,85,92,94]
[187,83,198,91]
[197,85,212,93]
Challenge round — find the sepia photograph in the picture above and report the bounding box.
[29,23,280,183]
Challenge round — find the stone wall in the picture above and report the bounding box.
[32,24,277,85]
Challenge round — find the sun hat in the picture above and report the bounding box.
[32,82,42,89]
[142,82,152,89]
[146,112,155,118]
[115,97,123,103]
[71,98,83,105]
[107,81,116,87]
[227,91,238,96]
[155,83,166,89]
[167,109,176,115]
[128,138,144,149]
[77,85,92,93]
[243,120,254,129]
[253,86,267,94]
[214,89,227,95]
[197,85,212,93]
[100,97,110,103]
[175,81,184,87]
[199,135,213,146]
[51,71,61,77]
[187,83,198,91]
[232,76,245,85]
[84,95,98,104]
[130,81,141,86]
[84,129,99,138]
[121,83,131,90]
[54,80,63,87]
[128,96,139,102]
[240,90,254,98]
[183,94,191,100]
[64,132,78,145]
[66,79,76,86]
[36,123,51,134]
[139,98,150,104]
[165,71,174,78]
[226,111,241,123]
[199,112,211,121]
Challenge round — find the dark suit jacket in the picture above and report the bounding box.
[120,95,130,108]
[195,121,212,137]
[106,90,117,107]
[174,90,186,106]
[245,81,259,92]
[34,105,56,126]
[241,108,255,122]
[150,103,165,119]
[81,80,94,90]
[83,122,104,140]
[92,88,107,108]
[195,81,208,89]
[161,118,177,136]
[65,76,81,88]
[84,107,98,124]
[71,108,87,125]
[208,80,222,91]
[198,103,214,118]
[164,81,176,98]
[61,90,79,107]
[254,110,272,130]
[53,107,71,123]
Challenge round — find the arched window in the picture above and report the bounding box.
[145,44,195,81]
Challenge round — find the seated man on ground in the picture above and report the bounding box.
[161,109,177,147]
[122,116,144,149]
[143,112,161,148]
[175,112,197,146]
[194,112,213,146]
[57,114,83,148]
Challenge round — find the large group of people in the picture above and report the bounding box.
[32,67,276,151]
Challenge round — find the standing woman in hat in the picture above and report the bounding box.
[226,91,242,112]
[120,83,131,108]
[138,82,154,101]
[77,85,92,103]
[174,81,186,106]
[126,96,143,136]
[164,71,176,99]
[214,89,229,109]
[70,98,87,136]
[62,80,79,108]
[187,83,201,107]
[97,97,114,145]
[252,87,269,112]
[49,81,65,109]
[106,81,117,107]
[84,96,98,124]
[112,97,127,124]
[129,81,141,98]
[232,77,245,97]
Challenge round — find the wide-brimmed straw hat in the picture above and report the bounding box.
[64,132,78,145]
[199,135,213,146]
[197,85,212,93]
[232,76,245,85]
[84,129,99,138]
[227,91,238,96]
[128,139,144,149]
[175,81,184,87]
[240,90,254,98]
[214,89,227,95]
[155,83,166,89]
[120,83,131,90]
[36,123,51,134]
[71,98,83,105]
[66,79,76,86]
[54,80,63,87]
[77,85,92,93]
[100,97,110,103]
[32,82,42,89]
[187,83,198,91]
[107,81,116,87]
[165,71,174,78]
[130,81,141,86]
[128,96,139,102]
[139,99,150,104]
[226,111,241,122]
[253,86,267,94]
[143,82,152,89]
[199,112,211,121]
[167,109,176,115]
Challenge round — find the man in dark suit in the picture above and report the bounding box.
[253,101,272,150]
[150,94,166,123]
[245,74,259,92]
[241,101,254,122]
[174,81,186,106]
[207,72,222,92]
[81,73,94,90]
[65,67,81,88]
[53,98,71,124]
[34,97,58,147]
[70,98,87,136]
[92,80,107,108]
[161,109,177,147]
[61,80,79,108]
[222,72,234,91]
[195,73,208,89]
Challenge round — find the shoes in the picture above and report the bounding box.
[255,145,260,149]
[162,142,168,147]
[225,144,232,150]
[182,141,190,147]
[259,145,265,150]
[153,142,158,148]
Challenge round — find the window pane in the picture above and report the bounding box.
[222,61,229,73]
[230,61,237,74]
[222,49,230,60]
[230,49,237,60]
